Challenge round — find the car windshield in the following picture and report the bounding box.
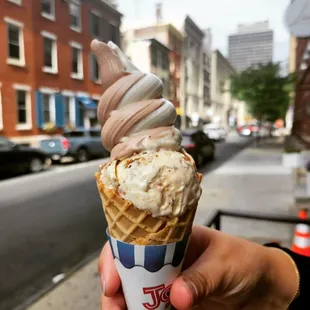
[0,137,9,145]
[63,131,85,138]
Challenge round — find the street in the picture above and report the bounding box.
[0,133,251,310]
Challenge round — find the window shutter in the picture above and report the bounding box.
[36,91,44,128]
[55,93,64,127]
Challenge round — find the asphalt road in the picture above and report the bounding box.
[0,133,251,310]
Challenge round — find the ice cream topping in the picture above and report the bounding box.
[92,40,202,218]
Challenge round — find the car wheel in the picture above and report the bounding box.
[29,158,44,173]
[76,148,89,163]
[201,145,215,162]
[195,153,204,168]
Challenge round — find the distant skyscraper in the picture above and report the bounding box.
[228,21,273,72]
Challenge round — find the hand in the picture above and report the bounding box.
[98,226,298,310]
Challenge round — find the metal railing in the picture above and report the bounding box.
[204,209,310,231]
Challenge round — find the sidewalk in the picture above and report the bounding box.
[27,139,295,310]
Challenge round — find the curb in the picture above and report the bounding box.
[14,250,101,310]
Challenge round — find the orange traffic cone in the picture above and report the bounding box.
[291,209,310,257]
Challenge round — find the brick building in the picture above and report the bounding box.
[0,0,121,145]
[292,37,310,147]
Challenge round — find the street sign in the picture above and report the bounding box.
[285,0,310,37]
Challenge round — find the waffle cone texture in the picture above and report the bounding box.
[96,172,202,245]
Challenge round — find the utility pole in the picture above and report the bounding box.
[156,2,163,24]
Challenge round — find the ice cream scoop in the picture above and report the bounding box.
[101,150,201,217]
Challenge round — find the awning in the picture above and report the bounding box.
[77,96,97,110]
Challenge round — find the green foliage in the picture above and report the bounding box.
[230,63,294,122]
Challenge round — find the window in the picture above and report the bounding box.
[70,42,83,79]
[89,130,101,137]
[91,12,100,38]
[5,18,25,66]
[78,104,85,126]
[0,137,11,147]
[17,90,27,124]
[64,131,84,138]
[63,96,75,126]
[42,93,55,124]
[41,31,58,74]
[110,24,119,45]
[69,1,81,32]
[89,98,99,128]
[151,48,157,67]
[157,50,162,68]
[91,54,100,82]
[14,85,32,130]
[41,0,55,20]
[162,54,169,70]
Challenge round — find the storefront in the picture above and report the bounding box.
[36,91,99,131]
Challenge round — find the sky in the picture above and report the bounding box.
[117,0,291,63]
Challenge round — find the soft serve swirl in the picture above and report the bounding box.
[91,40,182,160]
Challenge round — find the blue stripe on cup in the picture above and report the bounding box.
[144,245,167,272]
[117,241,135,268]
[107,228,189,272]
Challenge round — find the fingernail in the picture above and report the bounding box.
[100,274,106,295]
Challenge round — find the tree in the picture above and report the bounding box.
[230,62,294,123]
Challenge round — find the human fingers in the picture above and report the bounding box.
[182,225,212,270]
[98,242,121,297]
[170,228,224,309]
[101,290,126,310]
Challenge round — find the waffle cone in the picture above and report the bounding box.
[96,172,202,245]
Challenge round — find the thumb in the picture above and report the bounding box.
[170,252,223,309]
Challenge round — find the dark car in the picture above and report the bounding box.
[39,129,109,163]
[0,136,50,175]
[181,129,215,167]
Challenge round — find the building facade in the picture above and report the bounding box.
[210,50,236,128]
[0,0,121,145]
[292,37,310,147]
[181,16,205,125]
[202,28,212,121]
[124,24,183,109]
[124,38,170,99]
[228,21,273,72]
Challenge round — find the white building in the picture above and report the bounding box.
[202,28,212,121]
[210,50,236,128]
[178,16,205,127]
[123,37,170,98]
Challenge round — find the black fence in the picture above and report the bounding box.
[204,209,310,231]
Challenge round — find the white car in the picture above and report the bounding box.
[203,124,227,141]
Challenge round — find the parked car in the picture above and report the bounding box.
[39,129,109,163]
[181,129,215,167]
[237,124,259,136]
[203,123,227,142]
[0,136,50,175]
[237,124,269,137]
